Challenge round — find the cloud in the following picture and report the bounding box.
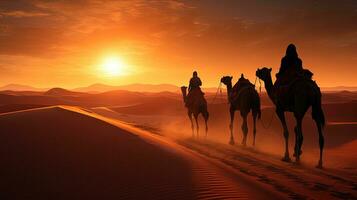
[0,0,192,57]
[0,0,356,58]
[0,0,356,87]
[0,10,49,18]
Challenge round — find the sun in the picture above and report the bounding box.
[102,56,125,76]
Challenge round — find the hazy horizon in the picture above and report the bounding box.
[1,82,357,93]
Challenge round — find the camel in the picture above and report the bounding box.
[220,75,261,146]
[181,86,209,138]
[256,67,325,168]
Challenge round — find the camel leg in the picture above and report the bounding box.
[293,126,302,157]
[204,114,208,139]
[241,113,248,146]
[294,118,303,163]
[201,110,209,139]
[276,109,291,162]
[194,114,199,139]
[252,113,257,146]
[293,126,303,158]
[299,129,304,155]
[188,111,194,138]
[311,93,325,168]
[229,108,235,145]
[315,120,324,169]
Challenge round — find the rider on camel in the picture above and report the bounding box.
[275,44,304,87]
[188,71,202,93]
[273,44,316,108]
[185,71,203,107]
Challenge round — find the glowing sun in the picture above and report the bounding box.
[102,56,126,76]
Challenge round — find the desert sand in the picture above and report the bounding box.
[0,106,282,199]
[93,107,357,200]
[91,90,357,199]
[0,89,356,199]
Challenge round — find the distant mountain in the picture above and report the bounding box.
[2,83,357,93]
[73,83,181,93]
[44,88,86,96]
[321,86,357,92]
[0,84,46,91]
[73,83,120,93]
[0,90,44,96]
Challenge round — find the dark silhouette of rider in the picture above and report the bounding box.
[185,71,203,107]
[188,71,202,92]
[275,44,304,86]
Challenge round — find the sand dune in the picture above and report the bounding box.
[0,106,280,199]
[1,89,355,110]
[180,139,357,200]
[0,104,49,114]
[0,90,356,199]
[91,107,357,199]
[327,140,357,171]
[97,99,357,149]
[87,95,357,199]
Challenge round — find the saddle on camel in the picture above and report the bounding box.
[230,74,255,109]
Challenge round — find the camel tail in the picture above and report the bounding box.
[312,93,325,128]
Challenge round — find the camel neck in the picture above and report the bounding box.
[263,74,276,104]
[226,82,233,103]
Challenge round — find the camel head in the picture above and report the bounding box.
[256,67,272,81]
[220,76,233,86]
[180,86,187,98]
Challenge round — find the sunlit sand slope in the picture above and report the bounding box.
[0,106,280,200]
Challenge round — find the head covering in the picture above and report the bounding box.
[193,71,198,77]
[286,44,298,58]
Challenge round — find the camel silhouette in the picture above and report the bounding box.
[181,86,209,138]
[256,67,325,168]
[220,75,261,146]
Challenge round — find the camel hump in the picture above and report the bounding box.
[230,77,256,105]
[232,76,255,94]
[188,88,205,98]
[275,72,321,110]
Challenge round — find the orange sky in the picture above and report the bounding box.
[0,0,356,88]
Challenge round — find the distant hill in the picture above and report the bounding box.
[73,83,181,93]
[0,84,46,91]
[0,90,43,96]
[2,83,357,93]
[322,86,357,92]
[44,88,86,96]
